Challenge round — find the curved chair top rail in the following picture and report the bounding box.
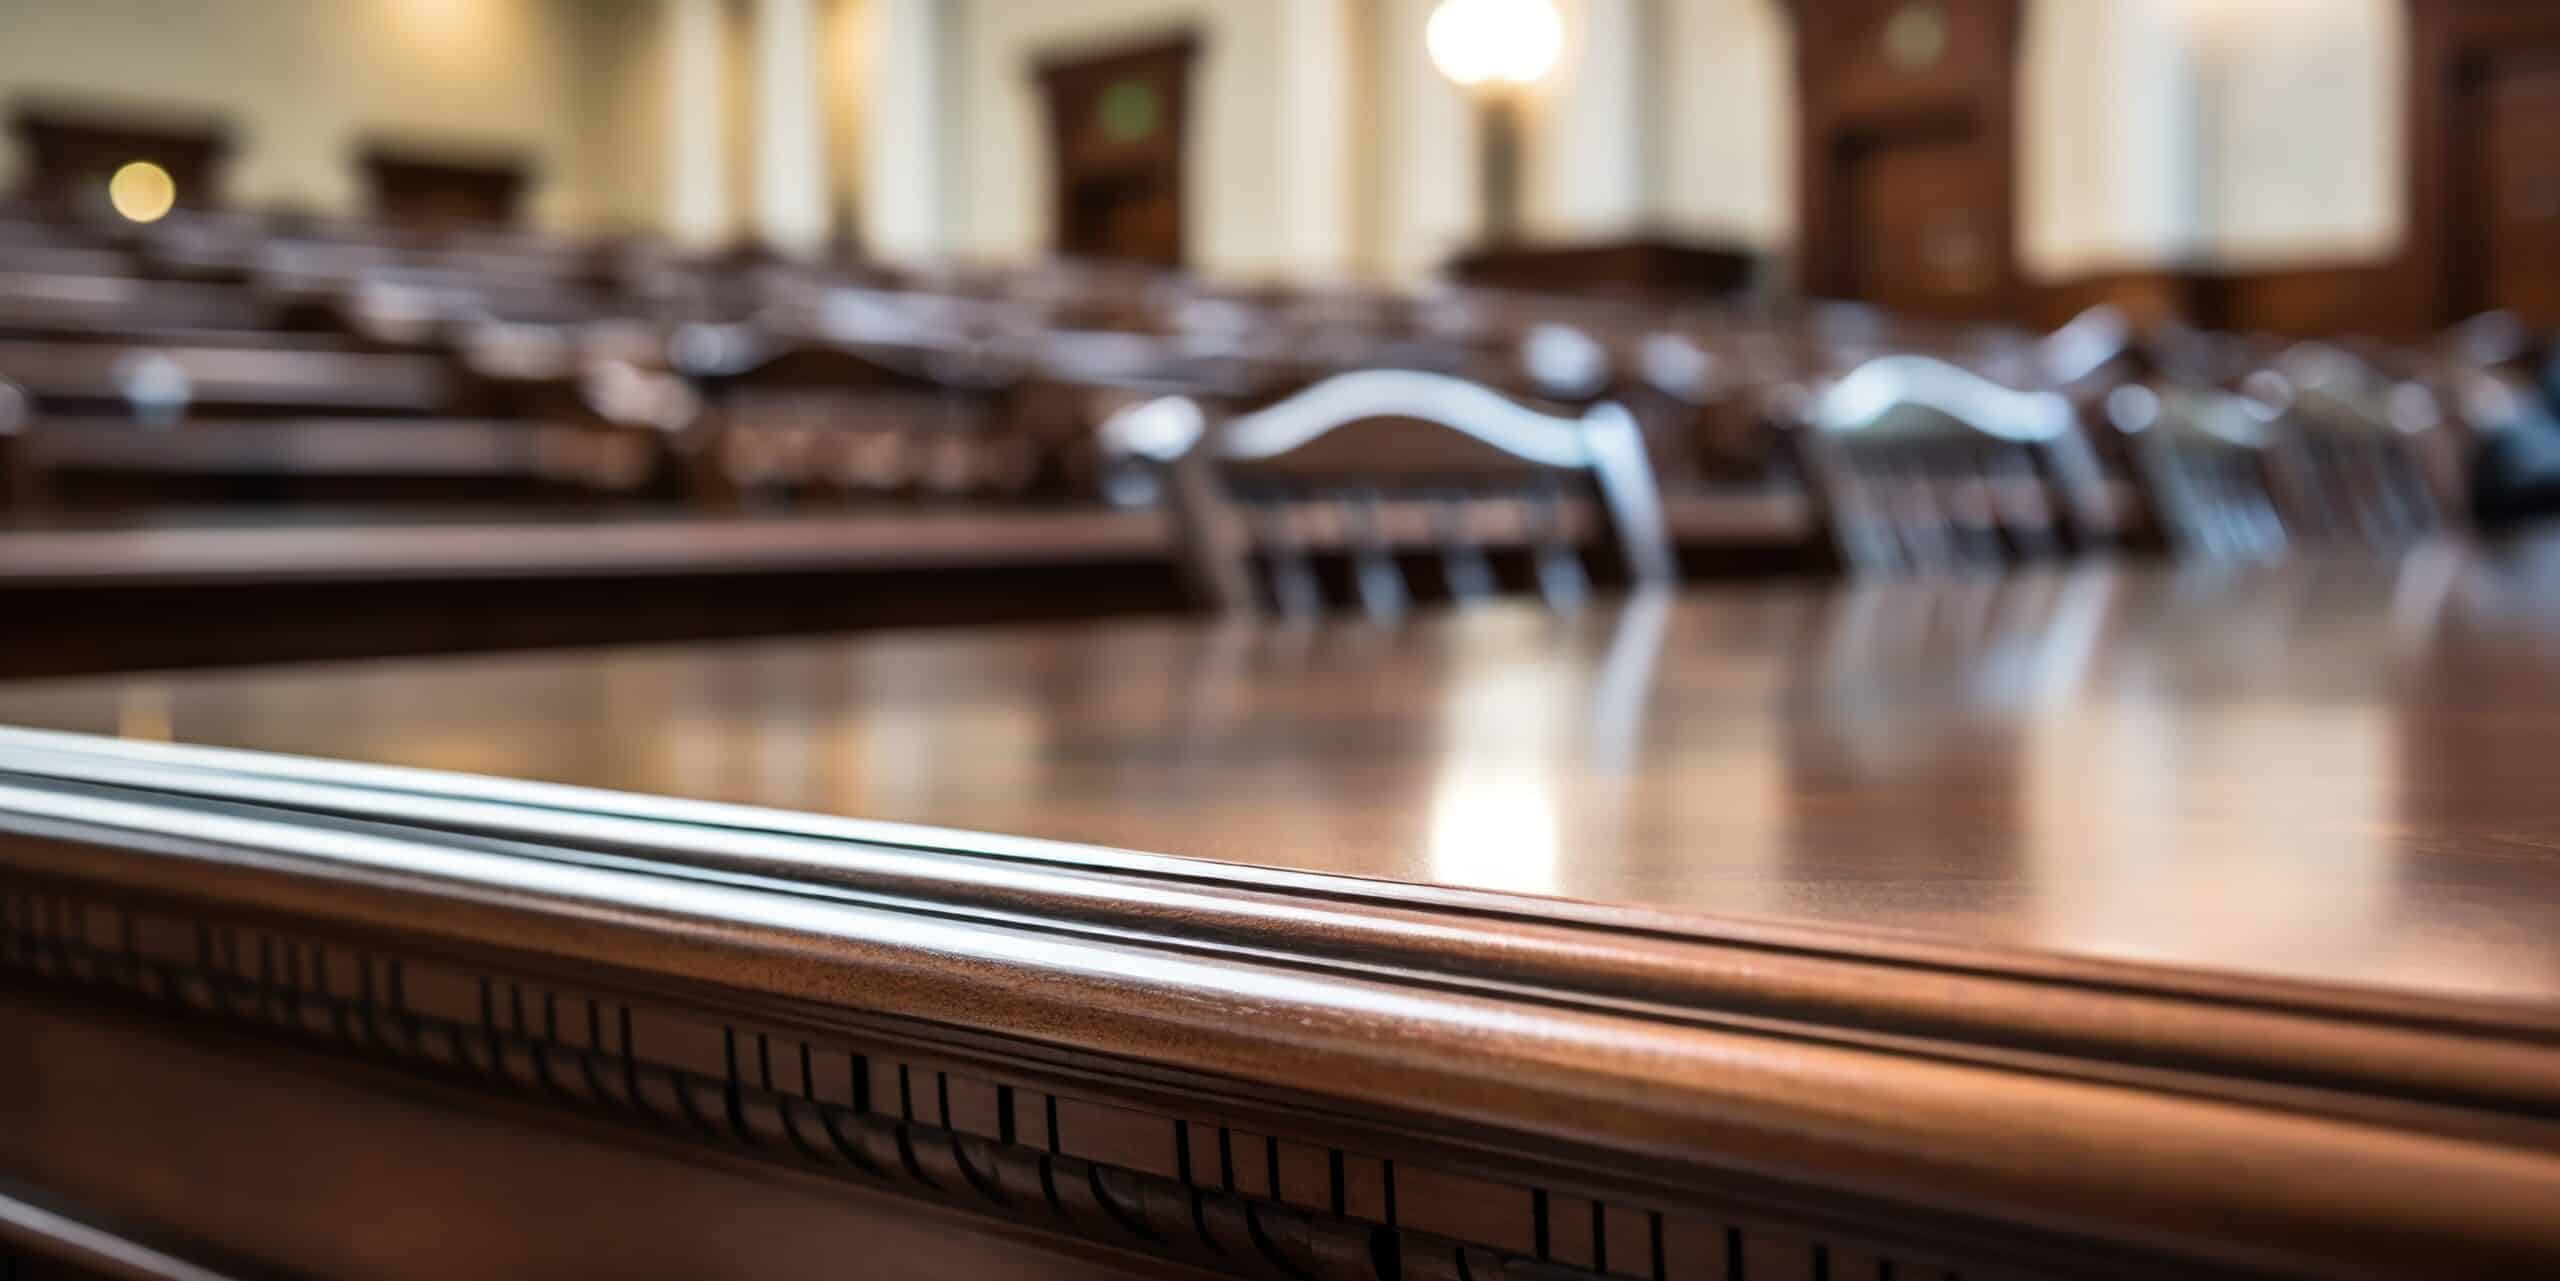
[2108,382,2278,452]
[1217,368,1621,468]
[1100,368,1636,470]
[2444,309,2540,371]
[2271,343,2447,437]
[1095,392,1209,464]
[1806,353,2077,444]
[2039,304,2137,387]
[668,320,1020,392]
[1101,369,1676,610]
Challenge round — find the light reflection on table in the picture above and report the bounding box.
[8,533,2560,1004]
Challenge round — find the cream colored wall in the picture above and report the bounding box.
[821,0,870,245]
[1366,0,1794,281]
[0,0,603,230]
[1652,0,1793,252]
[643,0,2415,278]
[0,0,2412,278]
[2020,0,2205,279]
[1370,0,1476,283]
[572,0,677,236]
[2190,0,2405,266]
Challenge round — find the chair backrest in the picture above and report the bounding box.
[1105,368,1675,622]
[2270,344,2468,547]
[2108,383,2290,564]
[674,328,1042,504]
[1793,354,2111,574]
[0,375,27,511]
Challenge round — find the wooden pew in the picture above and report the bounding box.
[0,270,275,340]
[0,338,462,418]
[13,416,663,509]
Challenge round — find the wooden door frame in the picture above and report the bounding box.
[2404,0,2560,326]
[1032,30,1202,268]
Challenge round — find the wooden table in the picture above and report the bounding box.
[0,506,1193,677]
[0,491,1811,677]
[3,535,2559,1279]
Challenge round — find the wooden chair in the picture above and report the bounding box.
[1792,354,2113,574]
[0,375,28,513]
[2107,382,2291,563]
[2268,344,2468,547]
[673,327,1048,506]
[1103,368,1675,622]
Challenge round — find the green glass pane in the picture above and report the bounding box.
[1098,80,1161,143]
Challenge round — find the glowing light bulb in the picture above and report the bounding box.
[108,161,176,223]
[1426,0,1565,89]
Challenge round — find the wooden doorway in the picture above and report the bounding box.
[2407,2,2560,328]
[1790,0,2022,319]
[2458,50,2560,326]
[1833,117,2007,314]
[1034,33,1199,268]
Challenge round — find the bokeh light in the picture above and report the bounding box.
[107,160,177,223]
[1425,0,1565,89]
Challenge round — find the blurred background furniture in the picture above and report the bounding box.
[1112,370,1673,620]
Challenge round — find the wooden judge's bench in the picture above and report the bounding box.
[5,538,2560,1280]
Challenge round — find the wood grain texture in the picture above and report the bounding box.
[0,495,1811,677]
[0,1182,281,1281]
[5,534,2560,1275]
[6,535,2558,1002]
[0,994,1217,1281]
[2,755,2557,1280]
[0,508,1198,677]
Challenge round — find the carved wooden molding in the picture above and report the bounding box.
[3,727,2560,1278]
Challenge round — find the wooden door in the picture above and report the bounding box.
[1035,34,1198,268]
[2462,51,2560,326]
[1790,0,2022,320]
[1838,121,2005,316]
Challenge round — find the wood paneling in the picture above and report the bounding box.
[2459,49,2560,326]
[0,996,1199,1281]
[2407,0,2560,329]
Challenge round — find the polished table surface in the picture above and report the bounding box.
[8,532,2560,1010]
